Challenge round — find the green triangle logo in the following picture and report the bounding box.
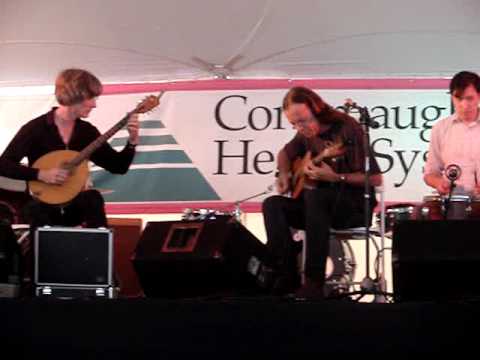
[91,120,220,202]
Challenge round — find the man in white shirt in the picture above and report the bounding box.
[424,71,480,197]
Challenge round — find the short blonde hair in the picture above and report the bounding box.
[55,68,103,106]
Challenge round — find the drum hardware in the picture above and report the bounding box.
[296,229,357,297]
[418,194,479,220]
[181,208,227,221]
[466,204,473,215]
[325,228,391,301]
[420,206,429,219]
[324,239,356,296]
[182,184,274,223]
[12,224,30,245]
[376,203,416,236]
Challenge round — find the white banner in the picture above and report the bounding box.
[0,88,453,205]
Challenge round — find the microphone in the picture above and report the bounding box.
[444,164,461,219]
[445,164,461,181]
[343,98,380,129]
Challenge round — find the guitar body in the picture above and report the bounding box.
[291,152,311,199]
[290,141,346,199]
[28,150,89,205]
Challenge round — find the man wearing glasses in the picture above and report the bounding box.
[262,86,382,299]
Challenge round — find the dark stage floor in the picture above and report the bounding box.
[1,294,478,356]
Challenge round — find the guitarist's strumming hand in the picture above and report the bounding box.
[304,161,338,183]
[38,167,71,185]
[276,172,291,195]
[126,114,140,145]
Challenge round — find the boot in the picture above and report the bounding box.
[295,277,324,300]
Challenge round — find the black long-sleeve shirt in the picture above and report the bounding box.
[0,108,136,181]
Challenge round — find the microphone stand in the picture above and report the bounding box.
[355,105,386,302]
[443,180,456,220]
[334,100,391,302]
[232,185,274,222]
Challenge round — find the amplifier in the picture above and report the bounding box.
[35,285,116,299]
[34,226,113,296]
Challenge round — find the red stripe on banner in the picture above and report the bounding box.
[102,78,450,95]
[105,200,416,215]
[105,202,263,214]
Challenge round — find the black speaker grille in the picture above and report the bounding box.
[133,217,268,298]
[392,220,480,302]
[36,228,111,286]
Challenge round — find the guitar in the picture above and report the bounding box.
[290,140,346,199]
[29,93,162,205]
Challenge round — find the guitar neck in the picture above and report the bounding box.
[67,112,131,168]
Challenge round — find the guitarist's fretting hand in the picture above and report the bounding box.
[38,167,70,185]
[126,114,140,145]
[304,161,338,182]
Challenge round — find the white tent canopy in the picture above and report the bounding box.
[1,0,480,87]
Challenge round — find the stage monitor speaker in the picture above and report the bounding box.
[132,216,269,298]
[392,220,480,302]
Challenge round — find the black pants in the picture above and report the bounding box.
[262,187,366,285]
[24,189,107,230]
